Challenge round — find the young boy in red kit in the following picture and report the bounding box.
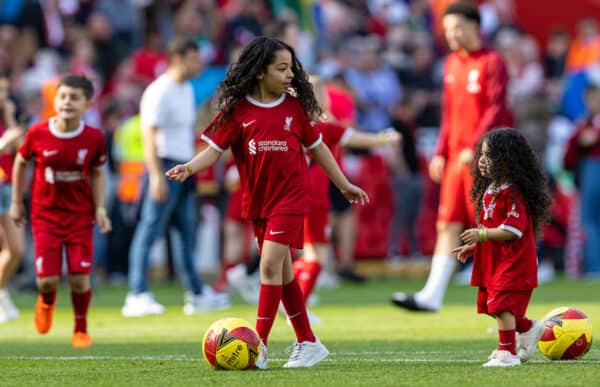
[9,74,112,348]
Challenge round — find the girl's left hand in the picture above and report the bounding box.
[460,228,479,244]
[340,183,370,205]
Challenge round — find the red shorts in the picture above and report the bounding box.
[32,213,94,277]
[477,288,533,317]
[252,214,304,255]
[437,160,475,226]
[304,206,330,244]
[226,188,244,222]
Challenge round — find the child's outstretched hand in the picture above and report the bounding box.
[340,183,370,205]
[165,164,190,183]
[460,228,479,245]
[451,243,475,263]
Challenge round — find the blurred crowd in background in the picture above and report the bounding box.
[2,0,600,290]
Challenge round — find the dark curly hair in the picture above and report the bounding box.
[471,128,551,238]
[213,36,321,129]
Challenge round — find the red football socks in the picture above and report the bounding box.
[297,260,322,303]
[71,289,91,333]
[282,278,316,343]
[255,284,282,345]
[498,329,517,355]
[41,291,56,306]
[515,315,533,333]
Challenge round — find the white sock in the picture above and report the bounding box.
[0,288,7,298]
[415,255,456,309]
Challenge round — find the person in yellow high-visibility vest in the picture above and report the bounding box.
[107,115,144,281]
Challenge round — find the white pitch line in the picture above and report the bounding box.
[1,355,599,364]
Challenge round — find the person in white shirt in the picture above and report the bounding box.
[121,37,229,317]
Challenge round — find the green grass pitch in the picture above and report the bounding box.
[1,277,598,386]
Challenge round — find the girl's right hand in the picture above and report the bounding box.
[165,164,190,183]
[340,183,370,205]
[451,243,475,263]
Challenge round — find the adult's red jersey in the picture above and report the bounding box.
[308,121,350,209]
[471,184,538,291]
[202,94,321,219]
[18,119,106,218]
[435,48,513,161]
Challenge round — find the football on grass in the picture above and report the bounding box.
[538,306,593,360]
[202,317,260,370]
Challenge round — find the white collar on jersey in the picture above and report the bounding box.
[48,117,84,139]
[246,93,286,108]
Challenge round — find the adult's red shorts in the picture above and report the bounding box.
[477,287,533,317]
[304,206,330,244]
[437,160,475,226]
[31,212,94,277]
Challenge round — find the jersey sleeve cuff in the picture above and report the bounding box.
[499,224,522,238]
[305,133,322,150]
[200,134,225,153]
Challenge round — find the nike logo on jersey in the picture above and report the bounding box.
[242,120,256,128]
[43,150,58,157]
[269,230,285,235]
[80,261,92,268]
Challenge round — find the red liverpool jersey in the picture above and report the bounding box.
[436,48,513,161]
[202,94,322,219]
[18,119,106,217]
[471,184,538,291]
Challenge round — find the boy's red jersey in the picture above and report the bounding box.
[202,94,321,219]
[18,119,106,217]
[472,184,538,291]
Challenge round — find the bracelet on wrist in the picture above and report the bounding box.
[185,163,193,175]
[478,227,488,242]
[96,207,107,216]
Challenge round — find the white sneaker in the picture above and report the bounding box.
[283,337,329,368]
[226,264,260,304]
[0,289,19,322]
[483,350,521,367]
[518,320,546,362]
[255,340,268,369]
[121,292,165,317]
[183,287,231,315]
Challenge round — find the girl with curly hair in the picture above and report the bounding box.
[452,128,551,367]
[166,37,368,369]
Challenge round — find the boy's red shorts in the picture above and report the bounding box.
[31,212,94,277]
[252,214,304,255]
[477,287,533,317]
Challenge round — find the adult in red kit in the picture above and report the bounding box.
[392,3,513,312]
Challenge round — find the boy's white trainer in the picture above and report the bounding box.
[483,350,521,367]
[283,337,329,368]
[518,320,546,362]
[255,340,268,369]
